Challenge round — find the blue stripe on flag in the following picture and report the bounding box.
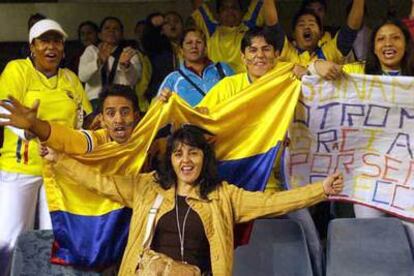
[217,142,281,192]
[50,208,132,268]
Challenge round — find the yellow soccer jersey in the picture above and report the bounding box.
[279,32,344,67]
[192,1,264,73]
[0,58,92,176]
[319,31,333,46]
[197,72,251,107]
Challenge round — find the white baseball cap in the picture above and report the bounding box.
[29,19,68,43]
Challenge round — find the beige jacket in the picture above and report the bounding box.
[54,156,326,276]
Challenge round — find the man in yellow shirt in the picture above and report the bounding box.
[198,26,325,276]
[263,0,365,66]
[191,0,265,73]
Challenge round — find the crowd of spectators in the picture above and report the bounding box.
[1,0,414,275]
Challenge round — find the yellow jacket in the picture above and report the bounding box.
[54,156,326,275]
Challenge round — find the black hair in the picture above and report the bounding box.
[156,125,221,199]
[216,0,242,13]
[292,8,322,32]
[143,12,172,55]
[135,19,146,29]
[77,21,99,41]
[180,27,206,46]
[99,16,124,33]
[28,13,46,31]
[365,18,414,76]
[97,84,139,113]
[164,11,184,24]
[241,27,278,52]
[300,0,327,12]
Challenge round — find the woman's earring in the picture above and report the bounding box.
[30,52,35,58]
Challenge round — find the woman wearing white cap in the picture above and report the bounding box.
[0,19,92,275]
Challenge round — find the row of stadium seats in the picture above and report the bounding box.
[10,217,414,276]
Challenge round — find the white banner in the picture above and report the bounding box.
[286,74,414,220]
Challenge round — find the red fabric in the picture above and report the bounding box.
[403,18,414,39]
[233,222,254,248]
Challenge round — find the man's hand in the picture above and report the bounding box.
[40,145,58,162]
[322,172,344,196]
[0,96,39,130]
[313,60,343,80]
[194,106,209,115]
[292,64,308,80]
[157,88,172,103]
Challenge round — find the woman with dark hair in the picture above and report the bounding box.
[364,18,414,76]
[0,98,344,275]
[158,28,234,106]
[78,21,99,47]
[312,18,414,79]
[308,18,414,249]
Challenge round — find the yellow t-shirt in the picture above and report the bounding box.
[280,32,345,67]
[0,58,92,176]
[319,31,332,46]
[342,62,365,74]
[192,1,264,73]
[198,70,283,191]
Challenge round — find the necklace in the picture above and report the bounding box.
[175,193,192,263]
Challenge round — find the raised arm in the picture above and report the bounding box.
[411,0,414,19]
[192,0,203,10]
[52,154,139,207]
[264,0,278,26]
[0,96,50,140]
[0,96,103,155]
[346,0,365,30]
[230,172,343,223]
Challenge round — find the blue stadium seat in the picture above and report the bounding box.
[326,218,414,276]
[10,230,107,276]
[233,218,313,276]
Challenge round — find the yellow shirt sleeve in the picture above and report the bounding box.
[0,60,27,101]
[279,38,301,65]
[321,33,346,64]
[243,0,264,26]
[191,3,217,37]
[227,181,327,223]
[46,123,109,155]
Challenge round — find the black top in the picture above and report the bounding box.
[151,195,211,273]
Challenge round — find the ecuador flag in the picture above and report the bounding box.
[42,63,301,268]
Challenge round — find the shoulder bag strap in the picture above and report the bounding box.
[215,62,226,80]
[177,69,206,97]
[142,194,164,249]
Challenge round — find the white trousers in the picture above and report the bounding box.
[0,171,52,276]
